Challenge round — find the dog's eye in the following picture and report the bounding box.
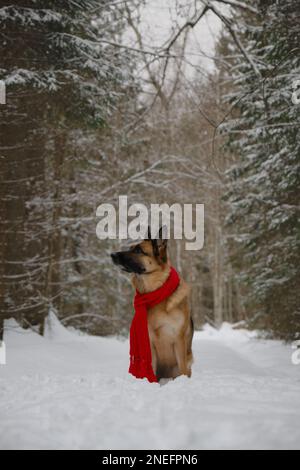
[133,246,143,254]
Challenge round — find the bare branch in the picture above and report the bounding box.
[211,0,258,15]
[206,2,261,78]
[162,5,209,55]
[125,4,169,109]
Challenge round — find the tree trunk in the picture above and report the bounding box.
[45,130,65,314]
[213,225,224,327]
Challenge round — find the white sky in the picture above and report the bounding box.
[127,0,225,76]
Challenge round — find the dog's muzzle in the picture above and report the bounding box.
[111,252,119,264]
[110,251,145,274]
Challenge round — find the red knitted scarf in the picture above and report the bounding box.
[129,267,180,383]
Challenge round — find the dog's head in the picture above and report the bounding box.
[111,227,168,275]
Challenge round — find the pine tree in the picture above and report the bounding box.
[0,1,137,333]
[223,0,300,339]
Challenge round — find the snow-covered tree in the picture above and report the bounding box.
[223,0,300,339]
[0,1,138,334]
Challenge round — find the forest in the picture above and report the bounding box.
[1,0,299,341]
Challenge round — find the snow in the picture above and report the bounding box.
[0,317,300,450]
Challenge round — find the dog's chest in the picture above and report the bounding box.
[147,302,184,340]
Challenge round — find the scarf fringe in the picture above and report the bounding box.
[129,356,158,383]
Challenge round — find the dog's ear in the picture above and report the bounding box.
[146,226,159,258]
[156,226,168,263]
[146,226,168,263]
[146,225,167,240]
[158,226,166,240]
[147,225,152,240]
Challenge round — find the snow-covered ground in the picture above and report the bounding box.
[0,315,299,450]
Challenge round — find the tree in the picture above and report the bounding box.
[0,0,137,334]
[223,0,300,339]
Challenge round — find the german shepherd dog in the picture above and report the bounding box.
[111,228,194,380]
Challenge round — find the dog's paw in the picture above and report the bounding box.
[159,378,173,386]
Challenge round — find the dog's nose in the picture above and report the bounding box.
[111,252,118,263]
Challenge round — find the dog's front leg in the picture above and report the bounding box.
[174,336,189,377]
[150,343,157,375]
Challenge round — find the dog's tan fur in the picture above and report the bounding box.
[124,238,194,380]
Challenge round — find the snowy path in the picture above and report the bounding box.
[0,318,299,450]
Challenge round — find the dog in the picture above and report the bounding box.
[111,227,193,380]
